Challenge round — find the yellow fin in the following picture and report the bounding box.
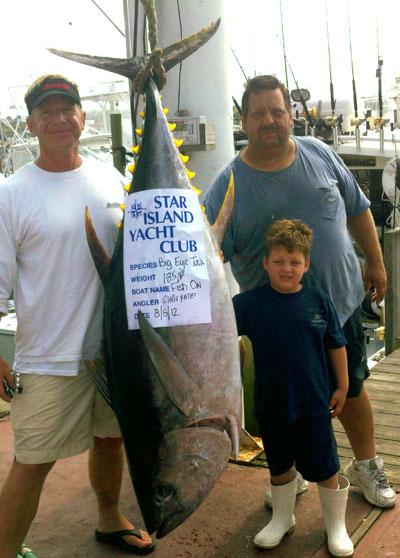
[139,111,145,119]
[186,168,196,180]
[168,122,177,132]
[191,185,202,196]
[179,153,189,164]
[124,183,132,192]
[119,203,126,211]
[127,163,135,174]
[174,138,183,148]
[132,145,141,154]
[163,108,169,115]
[117,221,123,228]
[135,128,143,136]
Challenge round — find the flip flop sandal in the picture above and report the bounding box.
[95,528,156,555]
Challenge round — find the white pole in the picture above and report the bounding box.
[154,0,235,194]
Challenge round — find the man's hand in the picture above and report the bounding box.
[0,356,13,402]
[329,388,347,418]
[363,263,387,303]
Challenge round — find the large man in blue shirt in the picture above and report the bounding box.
[205,74,395,508]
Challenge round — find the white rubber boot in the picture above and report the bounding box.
[318,475,354,557]
[254,476,297,549]
[265,471,309,508]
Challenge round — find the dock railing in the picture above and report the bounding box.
[384,227,400,355]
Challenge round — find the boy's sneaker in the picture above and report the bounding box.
[344,457,396,508]
[265,472,309,508]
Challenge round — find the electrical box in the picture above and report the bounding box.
[168,116,215,151]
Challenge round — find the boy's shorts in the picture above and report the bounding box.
[258,415,339,483]
[10,362,121,464]
[343,307,370,398]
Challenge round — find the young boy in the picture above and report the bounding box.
[233,219,353,557]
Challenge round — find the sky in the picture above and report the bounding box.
[1,0,400,116]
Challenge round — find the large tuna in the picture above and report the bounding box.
[51,5,241,538]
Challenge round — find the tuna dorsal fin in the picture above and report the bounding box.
[210,171,235,248]
[85,206,111,286]
[138,311,197,418]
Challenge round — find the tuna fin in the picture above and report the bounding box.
[210,171,235,247]
[138,311,196,418]
[48,19,220,86]
[85,357,113,408]
[85,207,111,286]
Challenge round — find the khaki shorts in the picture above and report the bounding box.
[10,363,121,464]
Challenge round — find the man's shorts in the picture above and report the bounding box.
[342,307,370,398]
[10,362,121,464]
[258,415,339,483]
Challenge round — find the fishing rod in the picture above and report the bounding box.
[376,23,384,120]
[279,0,289,89]
[230,47,249,82]
[324,0,336,120]
[345,0,360,121]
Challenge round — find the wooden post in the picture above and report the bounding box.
[384,227,400,355]
[110,113,125,176]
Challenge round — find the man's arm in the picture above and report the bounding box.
[347,208,387,302]
[327,346,348,418]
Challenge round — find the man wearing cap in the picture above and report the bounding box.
[0,75,155,556]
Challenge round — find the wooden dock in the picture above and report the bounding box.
[239,346,400,492]
[334,347,400,491]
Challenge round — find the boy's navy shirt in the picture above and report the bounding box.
[233,284,346,423]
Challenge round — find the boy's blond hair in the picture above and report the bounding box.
[264,219,313,258]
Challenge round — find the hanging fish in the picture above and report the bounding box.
[50,3,241,539]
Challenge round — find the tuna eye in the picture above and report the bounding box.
[154,485,175,505]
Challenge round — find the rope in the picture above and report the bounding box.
[132,1,166,93]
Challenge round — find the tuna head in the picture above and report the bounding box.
[142,427,231,538]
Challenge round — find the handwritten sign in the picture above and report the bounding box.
[123,188,211,329]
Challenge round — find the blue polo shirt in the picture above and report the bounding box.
[205,136,370,325]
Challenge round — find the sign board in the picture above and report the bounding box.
[123,189,211,329]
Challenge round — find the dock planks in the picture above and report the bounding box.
[238,347,400,492]
[333,347,400,490]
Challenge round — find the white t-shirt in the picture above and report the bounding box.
[0,159,125,375]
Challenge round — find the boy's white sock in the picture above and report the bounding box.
[356,456,378,467]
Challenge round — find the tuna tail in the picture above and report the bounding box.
[48,19,220,88]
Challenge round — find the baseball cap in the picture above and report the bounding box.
[25,75,82,114]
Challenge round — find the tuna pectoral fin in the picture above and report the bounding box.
[85,207,111,286]
[210,171,235,248]
[138,311,196,418]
